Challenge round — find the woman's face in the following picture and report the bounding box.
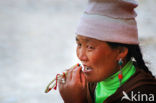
[76,35,120,82]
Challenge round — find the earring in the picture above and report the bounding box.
[118,58,123,86]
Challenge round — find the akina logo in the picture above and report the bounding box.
[121,91,155,102]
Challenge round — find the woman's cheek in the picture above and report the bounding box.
[86,51,93,59]
[76,48,80,58]
[87,51,98,64]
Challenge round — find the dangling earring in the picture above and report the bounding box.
[118,58,123,86]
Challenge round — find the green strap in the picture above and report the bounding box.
[95,60,136,103]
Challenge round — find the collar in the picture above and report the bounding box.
[95,60,136,103]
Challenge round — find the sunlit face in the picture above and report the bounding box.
[76,35,120,82]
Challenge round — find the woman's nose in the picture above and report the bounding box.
[78,49,88,62]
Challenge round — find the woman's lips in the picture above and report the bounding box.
[82,66,93,73]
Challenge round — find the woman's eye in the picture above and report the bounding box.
[87,45,95,50]
[77,43,82,47]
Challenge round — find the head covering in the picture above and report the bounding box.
[76,0,139,44]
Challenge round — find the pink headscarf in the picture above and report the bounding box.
[76,0,139,44]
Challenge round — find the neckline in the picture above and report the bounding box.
[101,60,134,88]
[95,60,136,102]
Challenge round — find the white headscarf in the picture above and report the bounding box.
[76,0,139,44]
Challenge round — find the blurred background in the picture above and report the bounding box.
[0,0,155,103]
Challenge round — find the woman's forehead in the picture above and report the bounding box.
[76,35,100,43]
[76,35,90,41]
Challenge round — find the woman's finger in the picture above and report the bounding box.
[72,66,82,82]
[80,71,86,88]
[66,67,73,82]
[58,77,65,92]
[65,64,79,72]
[66,64,80,82]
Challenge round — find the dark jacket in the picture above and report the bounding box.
[87,68,156,103]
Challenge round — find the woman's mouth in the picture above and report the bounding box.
[82,66,93,73]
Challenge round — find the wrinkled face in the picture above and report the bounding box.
[76,35,120,82]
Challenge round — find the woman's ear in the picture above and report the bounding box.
[117,47,128,60]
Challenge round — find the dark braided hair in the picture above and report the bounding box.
[107,42,155,77]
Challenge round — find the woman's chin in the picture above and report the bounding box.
[85,74,107,83]
[85,75,101,83]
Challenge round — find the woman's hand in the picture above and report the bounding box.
[58,65,88,103]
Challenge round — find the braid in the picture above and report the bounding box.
[129,45,154,76]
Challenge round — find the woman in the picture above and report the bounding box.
[58,0,156,103]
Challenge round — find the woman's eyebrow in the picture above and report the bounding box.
[76,37,79,42]
[76,37,90,42]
